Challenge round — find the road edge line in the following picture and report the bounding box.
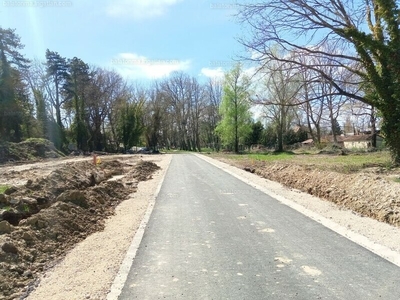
[106,155,172,300]
[195,153,400,268]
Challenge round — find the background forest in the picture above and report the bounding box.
[0,27,379,154]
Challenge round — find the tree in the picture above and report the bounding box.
[84,68,127,151]
[330,119,342,137]
[163,75,205,152]
[203,78,222,150]
[216,64,252,153]
[63,57,91,151]
[0,27,30,141]
[116,98,144,152]
[261,124,277,148]
[255,52,301,152]
[45,50,68,129]
[299,81,324,145]
[24,59,65,147]
[347,99,379,146]
[188,77,206,152]
[245,120,264,148]
[144,85,163,150]
[238,0,400,163]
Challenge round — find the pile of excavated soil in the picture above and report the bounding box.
[0,139,64,164]
[0,159,159,300]
[221,158,400,228]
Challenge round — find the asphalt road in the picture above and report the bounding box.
[119,154,400,299]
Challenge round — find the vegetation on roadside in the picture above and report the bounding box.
[210,150,393,174]
[0,138,64,163]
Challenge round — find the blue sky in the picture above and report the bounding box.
[1,0,248,83]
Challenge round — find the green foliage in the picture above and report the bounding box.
[64,57,91,151]
[0,28,30,142]
[215,150,392,174]
[261,125,277,148]
[117,100,145,151]
[44,49,68,149]
[22,204,30,213]
[245,121,264,147]
[283,128,308,145]
[330,119,342,136]
[215,64,252,153]
[0,185,10,194]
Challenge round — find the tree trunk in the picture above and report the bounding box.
[370,106,377,148]
[234,117,239,153]
[276,104,285,152]
[381,105,400,164]
[276,123,283,152]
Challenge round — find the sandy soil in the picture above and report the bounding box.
[0,155,129,187]
[6,153,400,299]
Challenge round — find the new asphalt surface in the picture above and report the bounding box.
[119,154,400,299]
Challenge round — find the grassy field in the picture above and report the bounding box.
[209,150,393,174]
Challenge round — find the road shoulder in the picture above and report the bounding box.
[196,153,400,267]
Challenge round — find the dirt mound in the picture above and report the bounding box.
[0,159,159,300]
[0,139,64,164]
[240,162,400,227]
[129,160,160,181]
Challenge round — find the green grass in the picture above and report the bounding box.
[211,150,393,174]
[299,151,392,173]
[0,185,10,194]
[224,152,296,162]
[22,204,30,213]
[393,178,400,183]
[162,149,194,154]
[2,206,11,211]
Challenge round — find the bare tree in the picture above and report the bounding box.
[237,0,400,162]
[161,72,193,150]
[254,52,301,152]
[144,83,164,151]
[203,78,222,150]
[188,77,206,152]
[347,99,379,146]
[296,61,325,145]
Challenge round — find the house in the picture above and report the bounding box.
[342,134,384,149]
[301,136,345,147]
[322,136,345,148]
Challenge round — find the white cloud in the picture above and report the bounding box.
[200,67,225,79]
[111,52,191,80]
[200,65,259,82]
[106,0,182,19]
